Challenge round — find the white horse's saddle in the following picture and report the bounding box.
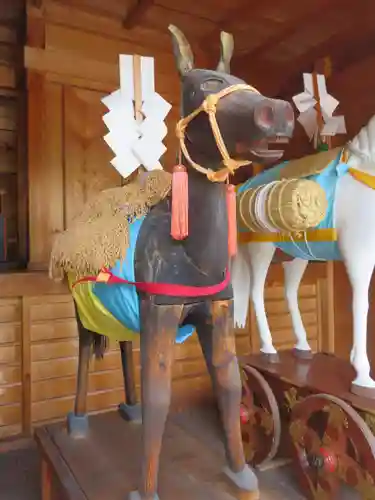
[279,147,341,180]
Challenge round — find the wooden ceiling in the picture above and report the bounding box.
[2,0,375,97]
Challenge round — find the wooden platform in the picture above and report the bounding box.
[242,350,375,413]
[35,407,271,500]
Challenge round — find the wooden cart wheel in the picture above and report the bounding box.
[240,364,281,467]
[290,393,375,500]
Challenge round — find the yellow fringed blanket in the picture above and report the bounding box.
[49,170,172,280]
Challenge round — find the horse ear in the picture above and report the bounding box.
[216,31,234,74]
[168,25,194,77]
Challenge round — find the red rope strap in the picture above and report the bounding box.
[72,267,230,297]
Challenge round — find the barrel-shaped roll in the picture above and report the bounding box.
[238,178,328,233]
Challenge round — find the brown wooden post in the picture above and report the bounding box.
[41,457,52,500]
[312,58,335,354]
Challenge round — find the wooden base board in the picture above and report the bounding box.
[35,407,258,500]
[241,350,375,413]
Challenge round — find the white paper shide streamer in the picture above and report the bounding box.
[292,73,346,146]
[102,55,172,179]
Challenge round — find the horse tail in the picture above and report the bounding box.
[231,243,251,329]
[73,300,110,359]
[92,332,109,359]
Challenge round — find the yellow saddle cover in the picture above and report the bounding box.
[279,147,341,180]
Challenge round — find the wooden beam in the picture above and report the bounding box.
[199,0,277,57]
[237,0,337,63]
[123,0,154,29]
[233,4,374,97]
[232,0,373,95]
[276,25,375,100]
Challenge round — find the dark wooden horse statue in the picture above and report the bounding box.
[67,25,294,500]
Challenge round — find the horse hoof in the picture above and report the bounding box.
[260,352,279,364]
[128,492,159,500]
[66,412,89,439]
[118,403,142,424]
[293,348,313,360]
[223,464,259,498]
[351,383,375,399]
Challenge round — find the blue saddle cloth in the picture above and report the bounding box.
[92,216,195,343]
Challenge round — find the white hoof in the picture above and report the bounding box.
[260,345,277,355]
[352,376,375,389]
[294,341,311,352]
[223,464,259,492]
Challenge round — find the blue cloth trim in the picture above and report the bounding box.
[92,216,195,344]
[237,151,349,261]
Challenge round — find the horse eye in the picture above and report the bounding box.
[201,79,223,92]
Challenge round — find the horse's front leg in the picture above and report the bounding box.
[129,299,182,500]
[196,299,259,498]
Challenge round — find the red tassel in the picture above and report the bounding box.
[226,184,237,257]
[171,164,189,240]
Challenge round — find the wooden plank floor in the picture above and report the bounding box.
[37,406,360,500]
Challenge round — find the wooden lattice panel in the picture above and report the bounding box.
[29,294,124,426]
[0,298,22,439]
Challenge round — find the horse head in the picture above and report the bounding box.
[347,115,375,172]
[169,25,295,179]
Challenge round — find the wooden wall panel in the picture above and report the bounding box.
[28,294,126,425]
[27,74,64,268]
[63,86,121,225]
[0,298,22,439]
[26,4,182,268]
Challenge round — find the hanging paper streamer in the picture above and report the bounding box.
[292,72,346,148]
[102,54,172,179]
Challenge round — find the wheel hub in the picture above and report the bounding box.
[306,447,337,473]
[240,404,250,425]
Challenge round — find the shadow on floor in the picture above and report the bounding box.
[0,441,40,500]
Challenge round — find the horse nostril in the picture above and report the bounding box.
[254,103,275,131]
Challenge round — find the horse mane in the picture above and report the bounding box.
[348,114,375,162]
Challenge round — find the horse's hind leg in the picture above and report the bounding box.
[129,299,182,500]
[67,304,101,438]
[283,258,312,357]
[195,300,259,498]
[118,340,142,423]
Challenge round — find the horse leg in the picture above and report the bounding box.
[232,242,251,329]
[129,299,182,500]
[67,307,93,438]
[118,340,142,423]
[195,300,259,497]
[246,242,277,358]
[283,258,312,356]
[342,252,375,390]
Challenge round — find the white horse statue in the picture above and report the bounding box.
[232,114,375,394]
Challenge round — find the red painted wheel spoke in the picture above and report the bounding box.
[240,365,281,467]
[290,393,375,499]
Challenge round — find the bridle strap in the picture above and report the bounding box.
[176,83,260,183]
